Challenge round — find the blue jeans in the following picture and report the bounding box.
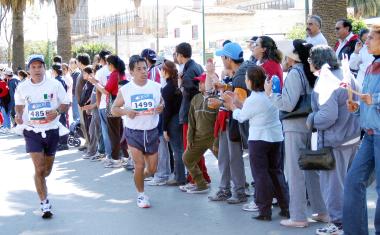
[167,114,185,183]
[1,107,11,129]
[72,96,80,122]
[153,136,171,181]
[343,134,380,235]
[99,109,112,158]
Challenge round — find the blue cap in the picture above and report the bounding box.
[27,54,45,68]
[216,42,243,60]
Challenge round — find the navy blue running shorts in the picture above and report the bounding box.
[23,128,59,156]
[124,127,159,155]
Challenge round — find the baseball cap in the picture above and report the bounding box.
[141,48,157,61]
[27,54,45,68]
[4,68,13,76]
[194,73,206,83]
[216,42,244,61]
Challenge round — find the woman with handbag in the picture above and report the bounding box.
[306,45,361,235]
[222,65,289,221]
[88,55,127,168]
[265,40,327,228]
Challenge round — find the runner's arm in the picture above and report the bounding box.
[15,105,24,125]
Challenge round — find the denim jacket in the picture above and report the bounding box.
[357,57,380,134]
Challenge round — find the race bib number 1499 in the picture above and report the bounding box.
[131,94,155,115]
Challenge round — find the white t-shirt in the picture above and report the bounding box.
[63,74,73,102]
[306,32,328,46]
[14,77,70,131]
[121,79,161,130]
[95,65,111,109]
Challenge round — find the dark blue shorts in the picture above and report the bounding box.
[23,129,59,156]
[124,127,159,155]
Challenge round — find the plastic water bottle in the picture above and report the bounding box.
[271,75,281,94]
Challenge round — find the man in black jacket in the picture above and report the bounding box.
[175,42,212,190]
[334,19,359,60]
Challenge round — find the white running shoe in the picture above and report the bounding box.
[316,223,343,235]
[104,159,122,168]
[40,200,53,219]
[147,179,167,186]
[137,194,151,208]
[242,201,259,212]
[179,183,196,192]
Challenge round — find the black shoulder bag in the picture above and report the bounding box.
[279,68,312,120]
[298,131,335,170]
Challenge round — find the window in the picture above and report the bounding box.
[174,28,180,38]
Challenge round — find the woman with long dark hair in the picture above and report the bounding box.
[265,39,326,228]
[89,55,127,168]
[161,60,185,185]
[253,36,284,88]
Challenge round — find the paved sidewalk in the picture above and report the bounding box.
[0,133,376,235]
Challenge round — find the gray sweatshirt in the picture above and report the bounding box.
[306,68,360,148]
[270,63,311,133]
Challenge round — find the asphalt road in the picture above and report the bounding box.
[0,132,376,235]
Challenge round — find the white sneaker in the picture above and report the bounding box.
[147,179,167,186]
[242,201,259,212]
[144,176,154,182]
[104,159,122,168]
[90,154,103,162]
[316,223,343,235]
[137,194,151,208]
[0,127,10,134]
[179,183,196,192]
[40,200,53,219]
[82,154,94,159]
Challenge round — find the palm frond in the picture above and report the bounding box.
[0,0,27,11]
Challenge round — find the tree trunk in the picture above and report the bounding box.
[56,11,72,63]
[12,8,24,71]
[312,0,347,46]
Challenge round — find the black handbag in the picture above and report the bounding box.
[279,68,312,120]
[228,112,241,142]
[298,131,335,170]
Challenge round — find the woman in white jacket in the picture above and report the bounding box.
[222,65,289,221]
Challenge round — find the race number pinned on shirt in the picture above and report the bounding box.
[131,94,155,115]
[28,102,51,124]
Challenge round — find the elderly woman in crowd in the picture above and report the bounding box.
[306,45,360,235]
[265,39,326,228]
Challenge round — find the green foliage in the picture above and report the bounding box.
[286,24,307,40]
[24,40,56,68]
[348,16,368,35]
[72,42,114,60]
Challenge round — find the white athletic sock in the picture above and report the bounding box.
[138,192,145,197]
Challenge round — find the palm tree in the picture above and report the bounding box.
[54,0,78,63]
[312,0,347,46]
[0,0,27,71]
[348,0,379,17]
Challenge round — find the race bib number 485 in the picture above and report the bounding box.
[28,102,51,124]
[131,94,155,115]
